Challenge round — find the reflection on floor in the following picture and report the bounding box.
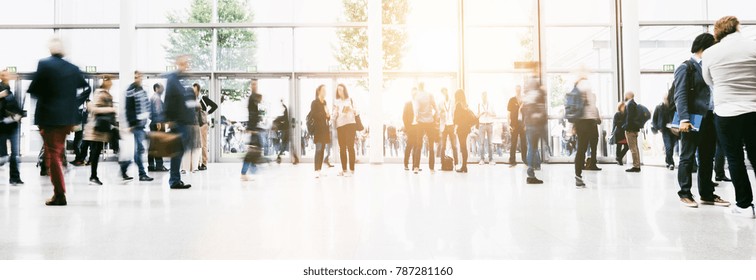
[0,162,754,260]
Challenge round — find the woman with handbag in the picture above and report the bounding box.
[83,75,118,185]
[332,84,359,177]
[612,102,629,165]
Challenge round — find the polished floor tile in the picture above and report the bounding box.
[0,162,754,259]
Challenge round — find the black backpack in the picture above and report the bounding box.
[305,111,316,134]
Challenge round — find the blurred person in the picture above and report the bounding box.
[454,89,476,173]
[676,32,728,208]
[163,55,195,189]
[83,75,119,185]
[274,99,299,164]
[477,91,495,165]
[612,102,629,165]
[332,84,358,176]
[123,71,154,182]
[148,83,168,172]
[652,94,678,170]
[197,83,217,171]
[623,91,642,172]
[0,69,24,185]
[437,88,458,168]
[386,123,399,157]
[402,88,417,170]
[520,79,547,184]
[310,85,330,178]
[180,83,203,173]
[241,83,263,181]
[703,16,756,217]
[27,36,92,205]
[71,100,91,166]
[507,86,526,166]
[412,82,438,174]
[568,77,601,188]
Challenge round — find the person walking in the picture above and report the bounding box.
[332,84,358,177]
[623,91,642,173]
[652,95,678,170]
[521,79,547,184]
[123,71,154,182]
[507,86,527,166]
[702,16,756,217]
[612,102,629,165]
[180,83,203,173]
[568,77,601,188]
[147,83,168,172]
[402,88,417,171]
[163,55,195,189]
[437,88,458,169]
[412,82,438,174]
[71,100,91,166]
[0,69,24,185]
[241,83,263,181]
[27,37,92,205]
[477,91,495,165]
[197,85,217,171]
[83,75,119,185]
[310,85,330,178]
[454,89,476,173]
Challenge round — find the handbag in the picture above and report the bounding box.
[350,99,364,131]
[94,113,115,133]
[148,131,182,158]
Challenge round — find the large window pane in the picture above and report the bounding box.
[544,73,614,118]
[465,27,536,71]
[399,0,458,26]
[57,0,119,24]
[383,26,458,71]
[464,0,536,26]
[639,26,705,71]
[639,0,705,21]
[137,0,209,24]
[216,28,293,72]
[707,0,756,21]
[137,29,214,72]
[58,29,120,72]
[542,0,612,24]
[543,27,613,70]
[0,30,54,72]
[296,28,366,72]
[225,0,362,23]
[637,74,675,165]
[0,0,54,24]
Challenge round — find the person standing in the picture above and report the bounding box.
[521,80,547,184]
[275,100,299,164]
[652,95,678,170]
[180,83,203,173]
[612,102,629,165]
[332,84,358,176]
[163,55,195,189]
[477,91,495,165]
[623,91,642,173]
[123,71,154,182]
[569,77,601,188]
[241,83,263,181]
[83,75,119,185]
[148,83,168,172]
[674,32,729,208]
[507,86,526,166]
[27,37,92,205]
[310,85,330,178]
[197,85,217,171]
[702,16,756,217]
[0,69,24,185]
[437,88,458,168]
[402,88,417,171]
[412,82,438,174]
[453,89,475,173]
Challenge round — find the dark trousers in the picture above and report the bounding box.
[89,141,104,179]
[616,143,629,161]
[169,124,190,186]
[574,120,598,177]
[336,124,357,171]
[413,122,435,170]
[662,128,678,166]
[526,125,546,178]
[74,136,90,162]
[438,125,458,165]
[714,141,726,178]
[39,126,70,196]
[509,126,527,163]
[403,125,416,168]
[715,112,756,208]
[314,142,325,171]
[72,130,83,159]
[0,127,21,181]
[457,129,470,169]
[678,111,716,200]
[148,123,165,169]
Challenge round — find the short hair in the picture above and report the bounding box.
[153,83,162,91]
[48,36,65,55]
[691,33,716,53]
[714,16,739,41]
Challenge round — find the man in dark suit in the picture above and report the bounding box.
[163,55,196,189]
[27,37,91,206]
[507,86,526,166]
[674,33,730,208]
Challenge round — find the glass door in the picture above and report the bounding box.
[217,75,292,162]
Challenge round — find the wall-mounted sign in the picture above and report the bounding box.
[662,64,675,72]
[6,66,16,73]
[85,66,97,73]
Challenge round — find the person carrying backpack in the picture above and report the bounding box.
[651,94,678,170]
[623,91,645,173]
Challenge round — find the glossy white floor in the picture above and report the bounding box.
[1,161,755,260]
